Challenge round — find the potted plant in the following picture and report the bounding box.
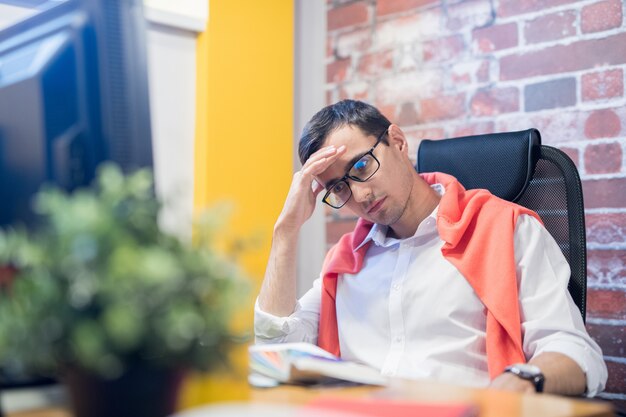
[0,164,248,417]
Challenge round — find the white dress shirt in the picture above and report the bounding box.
[255,186,608,396]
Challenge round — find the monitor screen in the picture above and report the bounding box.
[0,0,153,227]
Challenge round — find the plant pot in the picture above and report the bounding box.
[64,363,184,417]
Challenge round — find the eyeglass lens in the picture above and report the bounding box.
[325,153,379,208]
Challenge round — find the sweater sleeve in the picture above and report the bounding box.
[514,214,608,397]
[253,277,322,345]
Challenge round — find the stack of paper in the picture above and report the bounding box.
[249,343,388,387]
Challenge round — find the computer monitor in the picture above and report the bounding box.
[0,0,153,396]
[0,0,153,228]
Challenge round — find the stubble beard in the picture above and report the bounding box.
[377,178,415,227]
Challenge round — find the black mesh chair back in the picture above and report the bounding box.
[417,129,587,320]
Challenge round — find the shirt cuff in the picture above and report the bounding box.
[253,298,298,339]
[535,341,607,397]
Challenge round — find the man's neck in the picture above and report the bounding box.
[388,178,441,239]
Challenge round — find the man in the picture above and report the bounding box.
[255,100,607,395]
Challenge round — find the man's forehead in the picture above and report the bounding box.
[324,124,369,147]
[316,126,376,188]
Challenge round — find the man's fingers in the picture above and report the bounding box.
[302,145,346,176]
[311,179,324,197]
[302,157,330,176]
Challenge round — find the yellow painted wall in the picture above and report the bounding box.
[180,0,293,407]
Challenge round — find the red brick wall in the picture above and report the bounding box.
[325,0,626,408]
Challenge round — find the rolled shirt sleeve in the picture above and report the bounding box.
[515,214,608,396]
[254,277,322,345]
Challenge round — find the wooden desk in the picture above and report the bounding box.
[6,379,614,417]
[251,379,614,417]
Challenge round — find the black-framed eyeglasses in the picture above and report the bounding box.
[322,128,388,209]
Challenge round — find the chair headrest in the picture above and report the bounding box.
[416,129,541,202]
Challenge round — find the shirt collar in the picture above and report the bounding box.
[353,183,444,251]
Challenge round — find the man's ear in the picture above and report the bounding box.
[387,124,409,154]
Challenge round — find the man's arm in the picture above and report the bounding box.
[490,352,586,394]
[490,215,607,396]
[257,144,346,316]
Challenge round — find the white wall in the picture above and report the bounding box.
[294,0,327,296]
[144,0,208,33]
[144,1,207,240]
[146,23,197,240]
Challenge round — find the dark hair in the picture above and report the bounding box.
[298,100,391,164]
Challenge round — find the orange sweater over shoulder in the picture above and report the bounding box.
[318,172,542,379]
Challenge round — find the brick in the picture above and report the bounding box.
[336,28,373,58]
[446,0,493,32]
[525,78,576,112]
[498,0,574,18]
[451,72,471,84]
[357,49,394,78]
[375,70,443,105]
[396,43,421,72]
[376,103,398,123]
[418,93,466,123]
[327,58,351,84]
[559,147,579,168]
[397,102,420,126]
[406,127,446,141]
[327,219,358,245]
[452,121,495,138]
[476,60,491,83]
[407,127,447,162]
[449,60,489,85]
[581,0,623,34]
[501,32,626,81]
[327,36,334,58]
[470,87,519,116]
[496,110,583,145]
[473,22,518,53]
[583,179,626,210]
[376,9,442,49]
[605,360,626,394]
[587,249,626,285]
[587,213,626,246]
[586,323,625,357]
[582,69,624,102]
[338,81,370,101]
[423,35,465,62]
[376,0,439,17]
[524,10,576,44]
[584,142,622,174]
[587,289,626,320]
[328,1,370,31]
[584,109,621,139]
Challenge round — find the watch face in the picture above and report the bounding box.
[506,363,545,393]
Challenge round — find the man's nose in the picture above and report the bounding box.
[350,181,372,203]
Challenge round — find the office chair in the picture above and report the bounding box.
[416,128,587,321]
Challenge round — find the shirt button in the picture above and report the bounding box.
[394,336,403,343]
[392,284,400,291]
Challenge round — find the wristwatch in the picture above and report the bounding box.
[504,363,545,392]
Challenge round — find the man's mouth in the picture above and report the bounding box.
[367,197,386,214]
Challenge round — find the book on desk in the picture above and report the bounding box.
[248,343,478,417]
[249,342,388,387]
